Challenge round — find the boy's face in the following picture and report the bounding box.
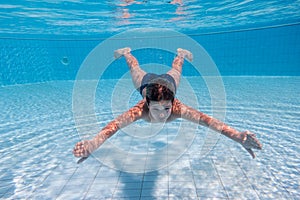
[148,100,172,122]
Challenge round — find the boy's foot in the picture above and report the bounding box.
[114,47,131,59]
[177,48,193,62]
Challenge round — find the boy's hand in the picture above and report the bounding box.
[240,130,262,158]
[73,140,96,162]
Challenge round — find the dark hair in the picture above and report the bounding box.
[145,78,175,104]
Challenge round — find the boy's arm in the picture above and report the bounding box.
[172,99,262,158]
[73,99,146,160]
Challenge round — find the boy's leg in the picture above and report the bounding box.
[167,48,193,88]
[114,47,146,90]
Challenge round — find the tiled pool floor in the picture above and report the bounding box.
[0,78,299,199]
[2,139,297,200]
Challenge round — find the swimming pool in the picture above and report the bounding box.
[1,77,299,199]
[1,1,300,199]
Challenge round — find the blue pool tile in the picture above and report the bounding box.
[168,170,194,182]
[117,181,143,190]
[37,179,68,196]
[86,183,115,199]
[169,182,197,198]
[1,78,300,199]
[142,181,168,190]
[92,176,119,185]
[196,188,228,199]
[141,188,168,198]
[113,188,141,199]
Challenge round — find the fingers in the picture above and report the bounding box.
[245,148,255,159]
[73,141,90,164]
[241,131,263,159]
[72,142,83,157]
[73,141,89,158]
[242,131,262,150]
[248,134,263,150]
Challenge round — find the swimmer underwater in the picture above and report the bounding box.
[73,47,262,163]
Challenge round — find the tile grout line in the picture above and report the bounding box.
[55,166,79,200]
[254,140,297,199]
[111,170,123,200]
[0,143,60,199]
[211,158,230,200]
[183,125,200,199]
[139,140,150,200]
[112,137,135,200]
[26,146,61,200]
[187,148,201,199]
[82,163,103,200]
[167,126,170,200]
[0,121,77,164]
[267,165,296,200]
[229,148,262,200]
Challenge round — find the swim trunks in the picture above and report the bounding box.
[139,73,176,95]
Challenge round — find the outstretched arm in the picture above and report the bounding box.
[73,99,147,161]
[172,99,262,158]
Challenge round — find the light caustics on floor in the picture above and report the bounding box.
[0,77,299,199]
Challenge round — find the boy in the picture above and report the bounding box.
[73,48,262,162]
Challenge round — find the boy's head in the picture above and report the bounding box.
[145,77,175,103]
[145,77,175,122]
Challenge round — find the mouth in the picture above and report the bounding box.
[150,115,167,123]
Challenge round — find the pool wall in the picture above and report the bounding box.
[0,24,299,86]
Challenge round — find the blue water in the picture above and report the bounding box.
[0,77,299,199]
[1,1,300,36]
[0,0,300,199]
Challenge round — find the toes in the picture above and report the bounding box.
[114,47,131,59]
[177,48,193,61]
[177,48,183,52]
[187,54,193,62]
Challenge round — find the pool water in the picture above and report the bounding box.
[0,77,299,199]
[1,1,300,199]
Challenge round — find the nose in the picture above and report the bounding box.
[159,113,165,118]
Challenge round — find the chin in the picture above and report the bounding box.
[151,118,167,123]
[159,118,169,122]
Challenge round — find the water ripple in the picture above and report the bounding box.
[0,1,300,36]
[0,78,299,199]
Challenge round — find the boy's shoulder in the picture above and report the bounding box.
[171,98,182,115]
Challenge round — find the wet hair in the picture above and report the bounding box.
[145,78,175,104]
